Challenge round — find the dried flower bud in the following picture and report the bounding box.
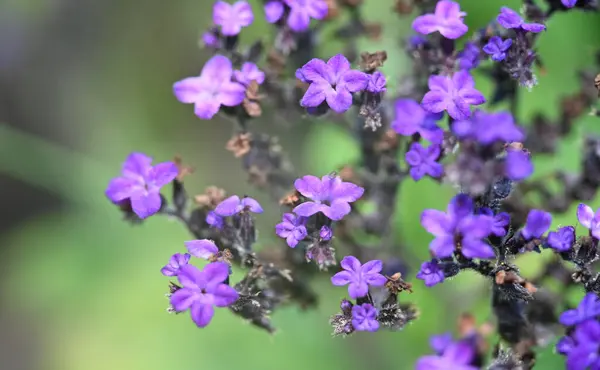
[173,155,194,181]
[226,133,252,158]
[194,186,226,207]
[360,51,388,72]
[243,81,264,118]
[279,190,301,206]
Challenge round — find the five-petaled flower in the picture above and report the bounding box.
[366,72,387,93]
[296,54,369,113]
[496,7,546,33]
[412,0,468,40]
[577,203,600,239]
[547,226,575,252]
[416,260,445,287]
[275,213,308,248]
[185,239,219,260]
[351,303,379,332]
[521,209,552,240]
[170,263,239,328]
[213,1,254,36]
[420,194,495,259]
[293,174,364,221]
[105,152,178,219]
[214,195,263,217]
[483,36,513,62]
[264,0,328,32]
[234,62,265,86]
[392,99,444,143]
[331,256,387,299]
[405,143,444,181]
[161,253,191,276]
[421,71,486,120]
[173,55,246,120]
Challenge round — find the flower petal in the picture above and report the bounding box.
[331,270,353,286]
[340,255,361,272]
[122,152,152,178]
[288,8,311,32]
[412,14,440,35]
[190,302,215,327]
[327,54,351,81]
[214,195,242,216]
[429,235,455,258]
[232,1,254,27]
[148,162,178,187]
[130,192,162,219]
[348,281,369,299]
[217,81,246,107]
[194,99,221,120]
[177,264,203,290]
[173,77,205,103]
[321,201,351,220]
[241,197,263,213]
[202,262,230,290]
[264,1,284,23]
[201,55,233,83]
[170,288,197,312]
[421,90,448,113]
[294,175,323,198]
[361,260,383,275]
[185,239,219,259]
[421,209,451,237]
[212,284,239,307]
[300,82,328,107]
[105,177,139,202]
[325,88,353,113]
[341,70,368,92]
[293,201,323,217]
[577,203,594,229]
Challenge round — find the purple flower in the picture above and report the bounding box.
[430,333,453,355]
[173,55,246,120]
[421,71,485,120]
[265,0,327,32]
[206,211,224,229]
[521,209,552,240]
[202,31,220,48]
[297,54,368,113]
[483,36,513,62]
[213,1,254,36]
[405,143,444,181]
[560,293,600,326]
[562,0,578,7]
[214,195,263,217]
[264,1,285,22]
[577,203,600,239]
[457,43,480,71]
[275,213,308,248]
[330,256,387,299]
[351,303,379,332]
[478,208,510,237]
[170,263,238,327]
[366,71,387,93]
[392,99,444,143]
[105,152,178,219]
[320,225,333,240]
[412,0,468,39]
[161,253,191,276]
[416,340,478,370]
[452,110,524,145]
[420,194,495,259]
[233,62,265,86]
[185,239,219,260]
[416,260,445,287]
[547,226,575,252]
[505,149,533,181]
[497,7,546,33]
[293,174,364,221]
[564,320,600,370]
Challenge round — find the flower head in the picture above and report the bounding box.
[521,209,552,240]
[392,99,444,143]
[412,0,468,39]
[213,1,254,36]
[405,143,444,181]
[275,213,308,248]
[483,36,513,62]
[457,43,480,71]
[416,260,445,287]
[265,0,327,32]
[366,71,387,93]
[420,194,495,259]
[293,174,364,221]
[577,203,600,239]
[547,226,575,252]
[161,253,191,276]
[105,152,178,219]
[505,149,533,181]
[416,339,478,370]
[233,62,265,86]
[452,110,524,145]
[351,303,379,332]
[560,293,600,326]
[497,7,546,33]
[331,256,387,299]
[173,55,246,119]
[170,263,239,327]
[297,54,368,113]
[214,195,263,217]
[421,71,485,120]
[185,239,219,260]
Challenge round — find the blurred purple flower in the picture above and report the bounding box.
[351,303,379,332]
[412,0,468,39]
[331,256,387,299]
[185,239,219,260]
[577,203,600,239]
[214,195,263,217]
[297,54,368,113]
[547,226,575,252]
[483,36,513,62]
[421,71,485,120]
[457,43,480,70]
[213,1,254,36]
[564,320,600,370]
[161,253,191,276]
[105,152,178,219]
[392,99,444,143]
[206,211,224,229]
[293,174,364,221]
[452,110,524,145]
[170,263,238,327]
[265,0,327,32]
[478,207,510,237]
[560,293,600,326]
[521,209,552,240]
[416,340,478,370]
[505,149,533,181]
[430,332,453,354]
[173,55,246,119]
[416,260,445,287]
[405,143,444,181]
[275,213,308,248]
[497,7,546,33]
[234,62,265,85]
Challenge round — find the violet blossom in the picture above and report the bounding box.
[496,7,546,33]
[478,208,510,237]
[185,239,219,260]
[577,203,600,239]
[206,211,224,229]
[213,1,254,36]
[521,209,552,240]
[264,0,327,32]
[416,260,445,287]
[405,143,444,181]
[392,99,444,143]
[505,149,534,181]
[547,226,575,252]
[482,36,513,62]
[452,110,524,145]
[214,195,263,217]
[330,256,387,299]
[412,0,468,40]
[366,71,387,93]
[351,303,379,332]
[320,225,333,240]
[275,213,308,248]
[559,292,600,326]
[233,62,265,86]
[421,71,486,120]
[161,253,191,276]
[457,43,480,71]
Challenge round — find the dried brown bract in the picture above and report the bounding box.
[194,186,226,208]
[360,51,387,72]
[173,155,194,181]
[243,81,264,118]
[226,133,252,158]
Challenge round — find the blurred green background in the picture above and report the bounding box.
[0,0,599,369]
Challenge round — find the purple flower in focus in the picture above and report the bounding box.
[206,211,224,229]
[351,303,379,332]
[161,253,191,276]
[457,43,480,71]
[170,263,238,327]
[173,55,246,119]
[521,209,552,240]
[233,62,265,86]
[367,71,387,93]
[547,226,575,252]
[214,195,263,217]
[412,0,468,39]
[331,256,387,299]
[405,143,444,181]
[416,260,445,287]
[297,54,368,113]
[416,340,478,370]
[564,320,600,370]
[213,1,254,36]
[562,0,578,7]
[577,203,600,239]
[105,152,178,219]
[421,71,486,120]
[497,7,546,33]
[275,213,308,248]
[185,239,219,260]
[483,36,513,62]
[265,0,327,32]
[392,99,444,143]
[478,207,510,237]
[420,194,495,259]
[293,174,364,221]
[452,110,524,145]
[560,293,600,326]
[320,225,333,240]
[505,149,533,181]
